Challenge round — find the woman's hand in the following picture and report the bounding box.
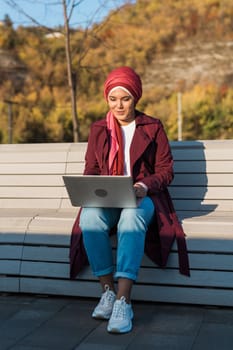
[134,182,148,198]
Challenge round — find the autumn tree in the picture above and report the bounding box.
[3,0,128,142]
[1,0,233,142]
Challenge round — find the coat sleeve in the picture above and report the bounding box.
[83,124,101,175]
[142,121,174,193]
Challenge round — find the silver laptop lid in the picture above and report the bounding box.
[63,175,137,208]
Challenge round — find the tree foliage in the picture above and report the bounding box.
[0,0,233,143]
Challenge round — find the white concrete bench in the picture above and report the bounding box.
[0,140,232,307]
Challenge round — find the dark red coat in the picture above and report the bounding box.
[69,112,190,278]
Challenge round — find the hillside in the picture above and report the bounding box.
[0,0,233,143]
[144,40,233,94]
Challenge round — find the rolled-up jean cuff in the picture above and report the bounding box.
[114,271,137,281]
[93,266,114,277]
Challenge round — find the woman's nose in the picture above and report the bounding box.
[116,99,123,108]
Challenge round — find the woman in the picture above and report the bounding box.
[70,66,190,334]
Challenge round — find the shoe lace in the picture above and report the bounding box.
[100,285,115,307]
[111,296,127,320]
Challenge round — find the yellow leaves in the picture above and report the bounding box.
[26,91,38,104]
[139,83,233,141]
[182,84,219,111]
[0,0,233,143]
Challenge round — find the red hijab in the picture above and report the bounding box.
[104,67,142,175]
[104,66,142,104]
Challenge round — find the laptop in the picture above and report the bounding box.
[63,175,137,208]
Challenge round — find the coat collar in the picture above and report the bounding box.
[92,111,159,170]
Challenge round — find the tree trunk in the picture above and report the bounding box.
[62,0,79,142]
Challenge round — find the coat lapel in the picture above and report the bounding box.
[130,113,154,169]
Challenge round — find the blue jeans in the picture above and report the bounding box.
[79,196,155,281]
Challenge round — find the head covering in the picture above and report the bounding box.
[104,66,142,104]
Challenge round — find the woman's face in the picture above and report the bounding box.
[107,88,135,125]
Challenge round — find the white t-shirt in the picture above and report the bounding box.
[120,121,136,175]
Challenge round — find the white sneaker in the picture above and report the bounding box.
[92,285,116,320]
[107,296,134,333]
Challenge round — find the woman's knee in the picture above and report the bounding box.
[117,210,146,233]
[118,198,155,233]
[79,208,105,231]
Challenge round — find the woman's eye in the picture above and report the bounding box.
[109,96,131,102]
